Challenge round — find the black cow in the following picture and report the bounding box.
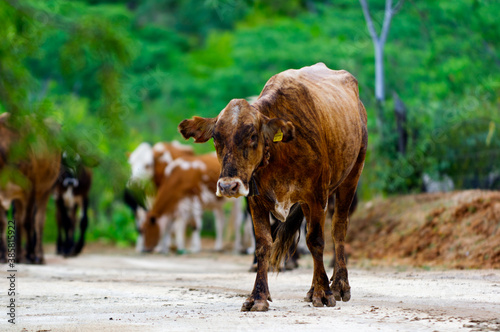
[55,154,92,257]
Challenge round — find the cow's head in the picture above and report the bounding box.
[178,99,295,198]
[128,142,154,182]
[141,213,160,252]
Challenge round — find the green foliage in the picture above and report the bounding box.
[87,202,137,246]
[44,198,58,243]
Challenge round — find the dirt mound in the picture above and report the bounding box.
[347,190,500,269]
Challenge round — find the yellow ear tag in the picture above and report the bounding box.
[273,129,283,142]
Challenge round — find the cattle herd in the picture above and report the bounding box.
[0,63,366,312]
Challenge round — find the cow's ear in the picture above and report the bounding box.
[264,118,296,143]
[178,116,216,143]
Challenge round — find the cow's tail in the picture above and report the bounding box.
[270,203,304,272]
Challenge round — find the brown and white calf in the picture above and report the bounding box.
[128,141,243,253]
[179,63,367,311]
[127,141,194,252]
[141,152,227,253]
[0,113,60,264]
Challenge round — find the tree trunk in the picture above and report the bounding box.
[375,42,385,102]
[393,92,408,155]
[360,0,404,138]
[375,99,385,140]
[374,42,385,137]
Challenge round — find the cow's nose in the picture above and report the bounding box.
[219,181,239,196]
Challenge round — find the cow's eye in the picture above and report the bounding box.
[250,134,257,142]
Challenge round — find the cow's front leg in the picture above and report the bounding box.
[303,203,335,307]
[241,202,272,312]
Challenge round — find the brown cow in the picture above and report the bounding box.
[179,63,367,311]
[0,113,61,264]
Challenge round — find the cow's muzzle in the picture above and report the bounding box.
[216,177,249,198]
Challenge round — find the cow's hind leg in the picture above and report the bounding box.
[330,152,365,302]
[230,197,243,253]
[13,199,26,263]
[55,197,64,255]
[33,193,51,264]
[24,193,38,263]
[213,206,225,252]
[241,199,272,312]
[303,202,335,307]
[174,217,187,254]
[0,206,7,263]
[190,212,202,253]
[73,196,89,256]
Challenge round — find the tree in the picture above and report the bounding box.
[359,0,404,135]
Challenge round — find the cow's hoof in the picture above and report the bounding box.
[313,294,336,307]
[250,300,269,311]
[331,279,351,302]
[305,287,336,307]
[25,257,45,265]
[32,256,45,265]
[241,298,269,312]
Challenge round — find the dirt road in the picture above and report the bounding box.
[3,248,500,332]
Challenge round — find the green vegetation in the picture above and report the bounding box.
[0,0,498,245]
